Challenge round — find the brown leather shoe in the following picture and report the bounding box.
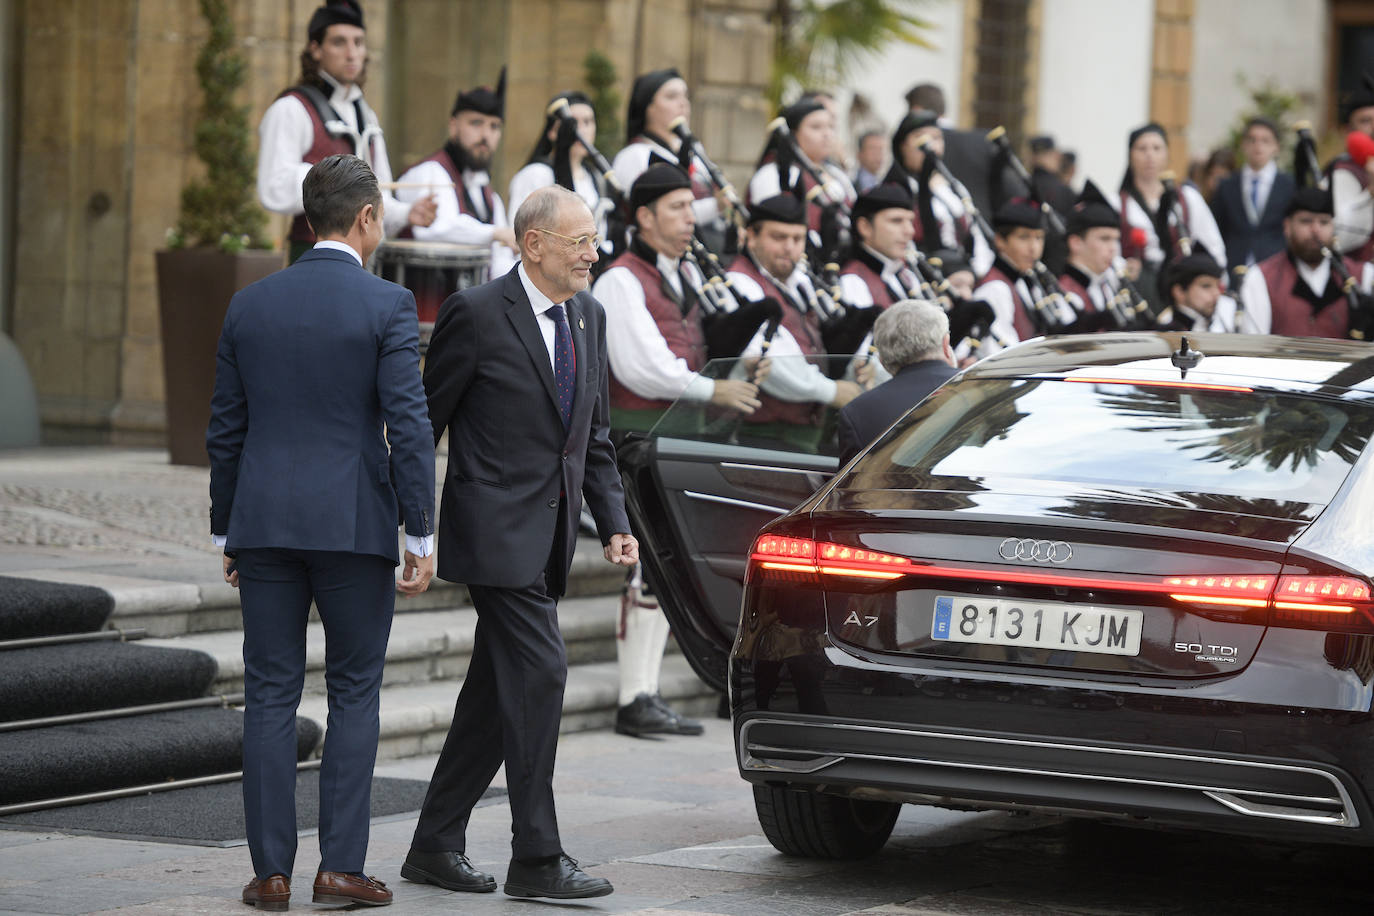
[242,874,290,911]
[312,871,392,907]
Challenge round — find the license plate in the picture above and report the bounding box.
[932,595,1143,656]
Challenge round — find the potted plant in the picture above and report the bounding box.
[156,0,281,466]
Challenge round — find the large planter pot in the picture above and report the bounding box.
[155,248,283,466]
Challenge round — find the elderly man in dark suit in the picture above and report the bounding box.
[837,300,959,465]
[208,153,436,910]
[402,185,637,901]
[1211,117,1294,270]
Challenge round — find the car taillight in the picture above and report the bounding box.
[750,535,910,584]
[1162,575,1274,608]
[1270,575,1374,631]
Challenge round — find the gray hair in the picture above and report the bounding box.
[513,185,589,253]
[873,299,948,373]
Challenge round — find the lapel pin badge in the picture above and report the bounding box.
[578,317,584,329]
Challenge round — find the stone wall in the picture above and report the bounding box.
[8,0,771,442]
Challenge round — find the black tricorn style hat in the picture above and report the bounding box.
[1066,179,1119,236]
[781,97,826,132]
[1028,134,1055,154]
[993,197,1045,232]
[452,66,507,119]
[1166,251,1224,291]
[629,163,692,214]
[1285,185,1334,217]
[747,193,808,227]
[308,0,363,41]
[852,182,914,223]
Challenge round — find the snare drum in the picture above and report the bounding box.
[370,240,491,331]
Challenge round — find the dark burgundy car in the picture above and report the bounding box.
[618,333,1374,858]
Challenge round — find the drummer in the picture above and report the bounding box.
[395,68,518,277]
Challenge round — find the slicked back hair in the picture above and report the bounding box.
[302,154,380,238]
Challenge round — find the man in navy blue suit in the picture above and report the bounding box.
[1211,117,1294,270]
[207,153,435,910]
[837,299,958,465]
[401,185,637,900]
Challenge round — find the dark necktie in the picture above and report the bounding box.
[549,304,574,429]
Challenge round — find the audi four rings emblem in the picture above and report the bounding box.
[999,537,1072,564]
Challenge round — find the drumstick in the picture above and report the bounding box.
[378,181,459,190]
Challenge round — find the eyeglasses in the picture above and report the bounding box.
[534,227,603,251]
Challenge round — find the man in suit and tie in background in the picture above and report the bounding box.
[208,153,436,910]
[836,300,958,465]
[403,185,637,900]
[1211,117,1294,270]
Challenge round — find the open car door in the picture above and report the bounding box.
[616,356,855,691]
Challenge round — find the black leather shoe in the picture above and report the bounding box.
[400,849,497,893]
[504,853,613,899]
[651,694,704,735]
[615,692,677,737]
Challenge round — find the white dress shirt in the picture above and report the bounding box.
[1240,161,1278,224]
[594,253,716,404]
[256,72,413,238]
[515,261,573,372]
[394,160,517,279]
[213,240,434,558]
[1116,183,1227,269]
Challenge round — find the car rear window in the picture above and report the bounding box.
[843,377,1374,506]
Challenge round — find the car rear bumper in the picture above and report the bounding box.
[736,713,1370,841]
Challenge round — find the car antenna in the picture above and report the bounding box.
[1171,336,1204,378]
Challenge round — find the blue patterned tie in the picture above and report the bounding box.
[549,304,574,429]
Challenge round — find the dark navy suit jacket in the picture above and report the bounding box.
[837,358,959,465]
[423,267,631,595]
[206,247,435,562]
[1211,170,1294,270]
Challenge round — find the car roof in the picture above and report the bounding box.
[961,332,1374,400]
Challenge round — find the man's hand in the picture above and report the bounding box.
[744,356,772,384]
[604,533,639,566]
[492,227,518,250]
[397,550,435,596]
[222,554,239,589]
[710,378,761,413]
[831,379,862,407]
[855,358,877,390]
[407,195,438,227]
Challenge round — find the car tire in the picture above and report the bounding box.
[753,785,899,859]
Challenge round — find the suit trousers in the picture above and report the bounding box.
[237,548,396,879]
[410,568,569,860]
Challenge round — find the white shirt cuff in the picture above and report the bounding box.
[212,534,227,548]
[406,533,434,557]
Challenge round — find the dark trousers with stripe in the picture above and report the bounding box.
[237,548,396,879]
[409,565,569,860]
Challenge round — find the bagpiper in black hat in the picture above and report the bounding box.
[993,197,1046,234]
[1066,180,1119,237]
[308,0,363,41]
[1285,185,1334,218]
[452,66,507,119]
[851,182,914,225]
[746,193,808,228]
[629,162,692,217]
[1340,72,1374,126]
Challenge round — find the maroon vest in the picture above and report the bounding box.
[729,253,824,427]
[840,258,897,308]
[396,148,495,239]
[1119,187,1192,261]
[1258,251,1355,339]
[1057,271,1096,313]
[606,251,707,412]
[1331,157,1374,262]
[978,264,1036,340]
[281,88,354,243]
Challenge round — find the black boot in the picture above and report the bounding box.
[504,853,613,899]
[614,692,678,737]
[651,694,704,735]
[401,849,497,892]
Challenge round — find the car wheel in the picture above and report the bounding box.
[753,785,900,859]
